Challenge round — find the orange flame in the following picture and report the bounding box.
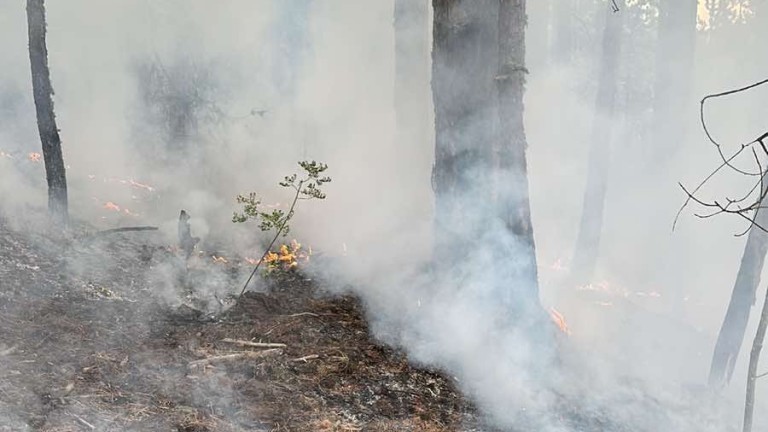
[103,202,121,212]
[254,239,310,271]
[549,307,571,335]
[28,152,42,162]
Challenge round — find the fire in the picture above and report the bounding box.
[28,152,42,162]
[255,239,310,272]
[103,201,121,212]
[548,307,571,336]
[212,255,228,264]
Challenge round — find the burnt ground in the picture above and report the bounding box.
[0,220,476,432]
[0,219,739,432]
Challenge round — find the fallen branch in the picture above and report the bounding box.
[283,312,319,318]
[69,412,95,430]
[292,354,320,362]
[80,226,159,243]
[188,349,282,368]
[220,338,286,349]
[95,226,158,235]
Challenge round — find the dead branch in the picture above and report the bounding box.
[674,78,768,233]
[282,312,319,318]
[188,349,282,369]
[94,226,159,235]
[220,338,287,349]
[292,354,320,362]
[69,412,95,430]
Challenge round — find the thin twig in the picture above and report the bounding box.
[188,349,282,368]
[239,180,304,297]
[701,77,768,176]
[70,413,95,430]
[675,77,768,233]
[292,354,320,362]
[220,338,286,349]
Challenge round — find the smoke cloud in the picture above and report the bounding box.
[2,0,768,430]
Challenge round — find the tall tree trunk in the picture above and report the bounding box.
[432,0,498,267]
[570,7,622,285]
[394,0,430,162]
[710,187,768,387]
[496,0,538,306]
[650,0,698,312]
[743,283,768,432]
[26,0,68,225]
[432,0,544,322]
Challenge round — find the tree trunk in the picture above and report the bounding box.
[432,0,499,267]
[743,284,768,432]
[570,7,622,285]
[496,0,538,305]
[26,0,68,226]
[394,0,430,164]
[710,186,768,387]
[432,0,544,321]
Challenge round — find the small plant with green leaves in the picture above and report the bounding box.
[233,160,330,296]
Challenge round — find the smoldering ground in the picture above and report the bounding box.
[1,0,768,430]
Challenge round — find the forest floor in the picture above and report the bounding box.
[0,219,477,432]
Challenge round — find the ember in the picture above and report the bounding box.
[549,307,571,335]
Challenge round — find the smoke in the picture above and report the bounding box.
[2,0,768,430]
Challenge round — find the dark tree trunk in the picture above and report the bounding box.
[432,0,499,267]
[432,0,544,321]
[394,0,430,161]
[743,282,768,432]
[570,7,622,285]
[496,0,538,298]
[26,0,68,225]
[710,187,768,387]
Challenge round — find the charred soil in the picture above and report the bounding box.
[0,221,475,431]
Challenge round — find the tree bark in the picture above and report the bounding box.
[570,7,622,285]
[743,284,768,432]
[432,0,499,267]
[432,0,543,321]
[710,185,768,387]
[27,0,68,226]
[496,0,538,302]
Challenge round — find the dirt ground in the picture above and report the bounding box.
[0,220,477,431]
